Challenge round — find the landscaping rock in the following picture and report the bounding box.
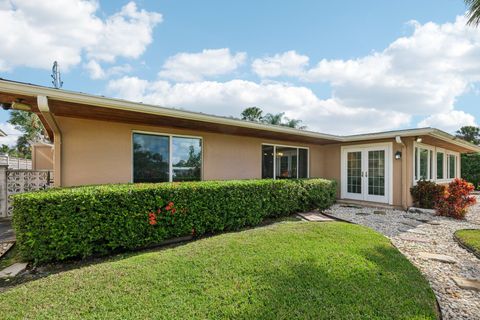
[418,252,458,264]
[452,276,480,292]
[373,210,386,215]
[0,241,14,258]
[399,235,429,243]
[407,229,427,235]
[408,207,436,215]
[0,263,28,278]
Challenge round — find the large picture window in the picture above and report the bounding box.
[133,133,202,183]
[261,144,308,179]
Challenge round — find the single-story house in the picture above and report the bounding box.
[0,78,479,209]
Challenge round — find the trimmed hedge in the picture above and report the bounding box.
[12,179,336,263]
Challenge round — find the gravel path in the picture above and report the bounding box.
[325,201,480,320]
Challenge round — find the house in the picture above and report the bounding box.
[0,78,479,209]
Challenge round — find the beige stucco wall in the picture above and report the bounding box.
[53,116,463,209]
[32,144,54,170]
[55,116,327,187]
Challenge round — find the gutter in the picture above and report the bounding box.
[0,79,479,153]
[37,96,62,187]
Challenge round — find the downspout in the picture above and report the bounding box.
[37,96,62,187]
[395,136,408,210]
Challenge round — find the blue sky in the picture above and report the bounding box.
[0,0,478,143]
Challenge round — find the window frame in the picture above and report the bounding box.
[261,143,310,179]
[447,153,458,180]
[132,131,204,183]
[413,142,459,184]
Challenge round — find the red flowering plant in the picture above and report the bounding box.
[435,178,476,220]
[147,201,177,226]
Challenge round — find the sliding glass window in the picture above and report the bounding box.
[133,133,202,183]
[261,144,309,179]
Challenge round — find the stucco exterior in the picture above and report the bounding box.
[53,116,464,209]
[32,144,54,170]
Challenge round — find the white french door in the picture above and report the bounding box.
[341,143,392,204]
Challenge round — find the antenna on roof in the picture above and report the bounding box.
[51,61,63,89]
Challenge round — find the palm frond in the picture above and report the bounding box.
[465,0,480,26]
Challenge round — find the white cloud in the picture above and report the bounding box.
[84,60,132,79]
[418,110,477,132]
[107,76,410,134]
[0,1,161,72]
[303,16,480,122]
[0,123,21,146]
[158,48,246,82]
[252,50,309,78]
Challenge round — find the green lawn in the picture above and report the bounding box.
[0,221,437,319]
[455,229,480,257]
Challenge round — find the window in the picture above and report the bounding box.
[415,146,433,181]
[437,152,444,179]
[133,133,202,183]
[261,144,308,179]
[448,154,457,179]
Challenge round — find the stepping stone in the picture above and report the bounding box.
[414,218,430,223]
[340,204,363,209]
[356,212,370,216]
[297,212,334,222]
[426,221,442,225]
[0,263,28,278]
[373,210,386,215]
[452,276,480,292]
[399,235,429,243]
[398,227,410,233]
[401,221,420,227]
[407,229,427,235]
[418,252,457,264]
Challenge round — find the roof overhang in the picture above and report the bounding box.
[0,78,479,152]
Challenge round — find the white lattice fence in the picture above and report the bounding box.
[3,170,53,217]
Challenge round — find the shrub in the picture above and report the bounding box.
[461,153,480,189]
[12,179,336,263]
[410,180,445,209]
[435,178,476,219]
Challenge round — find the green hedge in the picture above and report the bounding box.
[12,179,336,263]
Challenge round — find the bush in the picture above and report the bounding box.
[461,153,480,189]
[435,178,476,219]
[12,179,336,263]
[410,180,445,209]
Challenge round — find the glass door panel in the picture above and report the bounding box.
[367,150,385,196]
[346,151,363,200]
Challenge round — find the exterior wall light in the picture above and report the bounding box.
[395,151,402,160]
[415,136,422,143]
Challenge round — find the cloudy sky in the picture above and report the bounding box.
[1,0,479,144]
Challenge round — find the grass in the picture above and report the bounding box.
[0,221,438,319]
[455,229,480,257]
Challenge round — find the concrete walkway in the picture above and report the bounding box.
[0,219,14,242]
[297,211,335,222]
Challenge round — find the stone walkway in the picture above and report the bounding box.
[0,219,14,259]
[325,201,480,320]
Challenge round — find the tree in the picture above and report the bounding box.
[241,107,263,122]
[7,110,48,158]
[456,126,480,145]
[262,112,284,125]
[465,0,480,25]
[282,117,307,130]
[240,107,307,129]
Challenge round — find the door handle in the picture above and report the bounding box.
[365,171,368,178]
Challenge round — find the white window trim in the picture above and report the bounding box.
[413,142,459,184]
[261,143,310,179]
[131,130,204,183]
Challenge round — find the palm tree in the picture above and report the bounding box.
[262,112,285,125]
[241,107,263,122]
[465,0,480,25]
[282,118,307,130]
